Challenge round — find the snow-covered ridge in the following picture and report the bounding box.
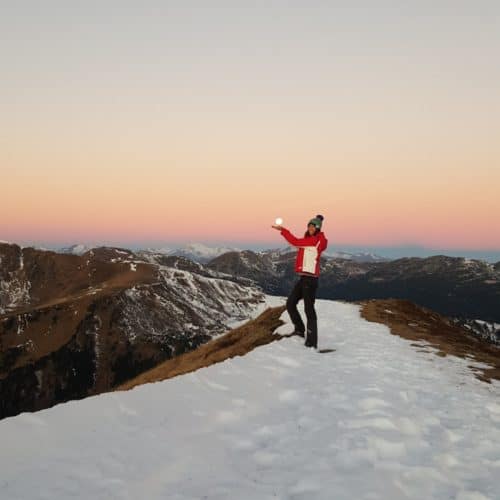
[1,297,498,499]
[324,250,389,262]
[58,243,90,255]
[145,242,242,263]
[118,266,264,343]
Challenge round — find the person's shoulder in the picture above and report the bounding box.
[318,232,328,243]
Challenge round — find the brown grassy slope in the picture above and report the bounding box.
[0,264,157,375]
[117,305,287,391]
[358,298,500,384]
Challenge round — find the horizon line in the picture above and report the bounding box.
[2,239,499,262]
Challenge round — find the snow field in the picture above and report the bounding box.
[0,297,499,500]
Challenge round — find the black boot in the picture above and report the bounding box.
[304,325,317,348]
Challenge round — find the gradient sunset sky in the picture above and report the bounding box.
[2,2,499,257]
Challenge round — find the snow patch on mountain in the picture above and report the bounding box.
[258,247,295,257]
[0,273,31,315]
[158,266,263,322]
[324,250,389,262]
[59,244,90,255]
[115,266,264,346]
[145,243,241,263]
[454,317,500,345]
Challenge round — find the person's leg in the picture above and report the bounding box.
[286,278,305,334]
[302,276,319,347]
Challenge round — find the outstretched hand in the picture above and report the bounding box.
[271,225,284,231]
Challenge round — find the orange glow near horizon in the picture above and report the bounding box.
[1,4,499,251]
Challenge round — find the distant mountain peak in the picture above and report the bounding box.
[324,250,389,262]
[144,242,241,264]
[59,243,90,255]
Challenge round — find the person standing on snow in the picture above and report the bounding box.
[272,215,328,349]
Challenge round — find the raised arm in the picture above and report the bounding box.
[280,228,317,247]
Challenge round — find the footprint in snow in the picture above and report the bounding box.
[252,449,280,466]
[279,389,301,403]
[358,397,391,411]
[253,425,274,437]
[341,417,398,431]
[267,354,301,368]
[231,398,247,407]
[367,436,407,460]
[288,477,322,496]
[203,379,229,391]
[215,410,239,424]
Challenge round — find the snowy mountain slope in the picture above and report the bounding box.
[144,243,242,264]
[135,252,256,289]
[1,297,499,500]
[59,243,90,255]
[323,249,389,262]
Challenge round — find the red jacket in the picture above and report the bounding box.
[280,228,328,277]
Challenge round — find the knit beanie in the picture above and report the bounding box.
[308,214,324,229]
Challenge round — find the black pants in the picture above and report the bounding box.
[286,275,319,347]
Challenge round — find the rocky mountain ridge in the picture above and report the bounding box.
[207,251,500,323]
[0,243,264,419]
